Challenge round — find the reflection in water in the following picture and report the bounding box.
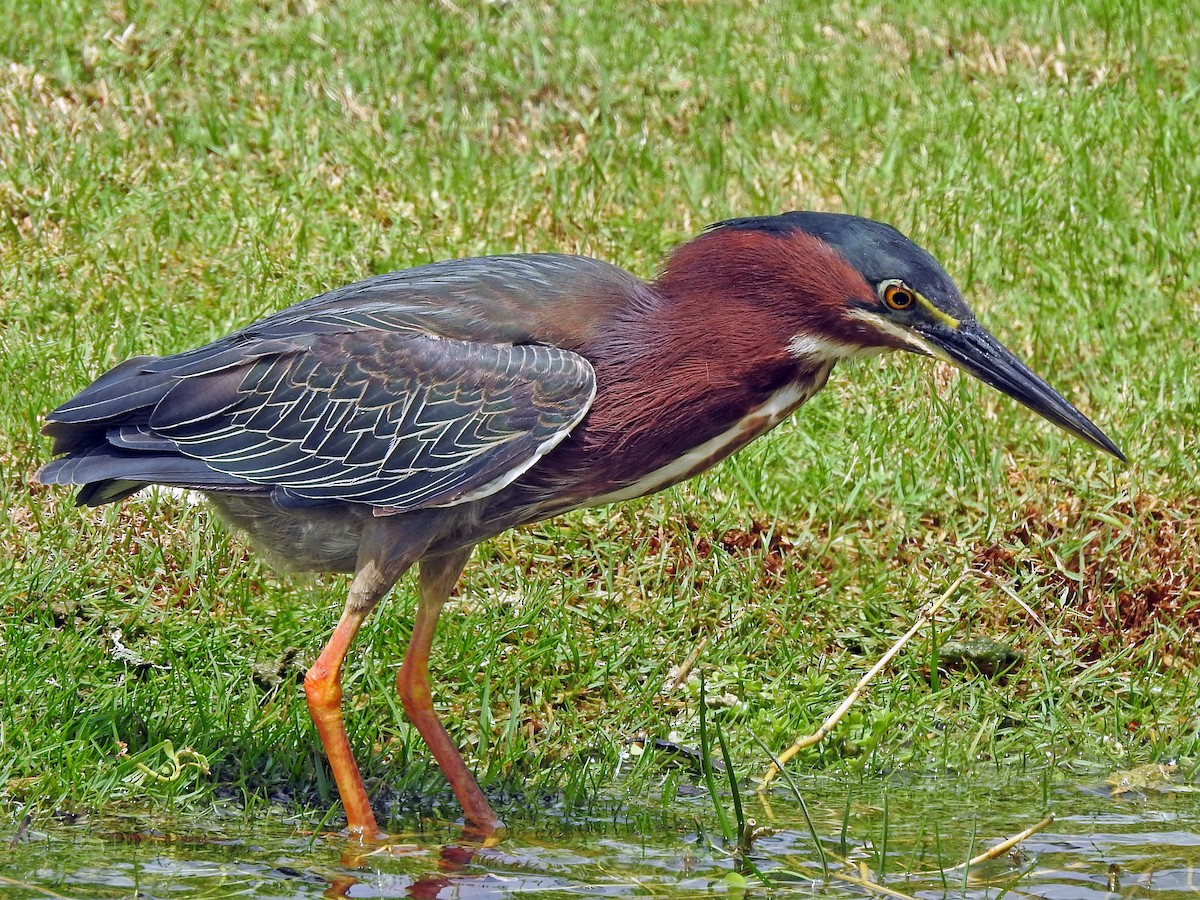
[5,774,1200,898]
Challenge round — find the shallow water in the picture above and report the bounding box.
[5,772,1200,899]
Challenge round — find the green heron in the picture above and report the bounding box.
[38,211,1123,839]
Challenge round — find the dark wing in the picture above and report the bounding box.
[41,331,594,510]
[39,254,637,509]
[144,329,594,510]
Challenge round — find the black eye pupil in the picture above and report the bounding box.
[888,287,912,309]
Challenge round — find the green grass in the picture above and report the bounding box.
[1,0,1198,833]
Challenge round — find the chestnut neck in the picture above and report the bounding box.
[474,227,877,533]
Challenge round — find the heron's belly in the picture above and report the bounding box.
[207,494,367,573]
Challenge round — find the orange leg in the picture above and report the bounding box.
[304,603,380,839]
[397,547,504,838]
[304,531,420,841]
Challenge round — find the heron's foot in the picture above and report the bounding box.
[332,815,506,868]
[336,829,424,867]
[459,815,507,847]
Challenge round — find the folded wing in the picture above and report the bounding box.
[40,267,599,511]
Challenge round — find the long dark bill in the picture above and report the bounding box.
[923,321,1126,462]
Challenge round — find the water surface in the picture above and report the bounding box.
[5,772,1200,898]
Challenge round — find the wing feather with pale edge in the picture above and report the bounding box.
[40,255,639,509]
[140,327,595,511]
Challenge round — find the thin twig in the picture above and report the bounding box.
[832,870,921,900]
[978,571,1056,645]
[759,573,967,788]
[910,814,1055,875]
[663,636,708,693]
[965,813,1054,866]
[774,857,923,900]
[0,875,70,899]
[753,735,828,877]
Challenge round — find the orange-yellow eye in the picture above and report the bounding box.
[884,283,915,310]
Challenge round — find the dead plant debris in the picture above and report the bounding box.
[974,494,1200,659]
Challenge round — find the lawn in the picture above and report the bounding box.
[1,0,1197,831]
